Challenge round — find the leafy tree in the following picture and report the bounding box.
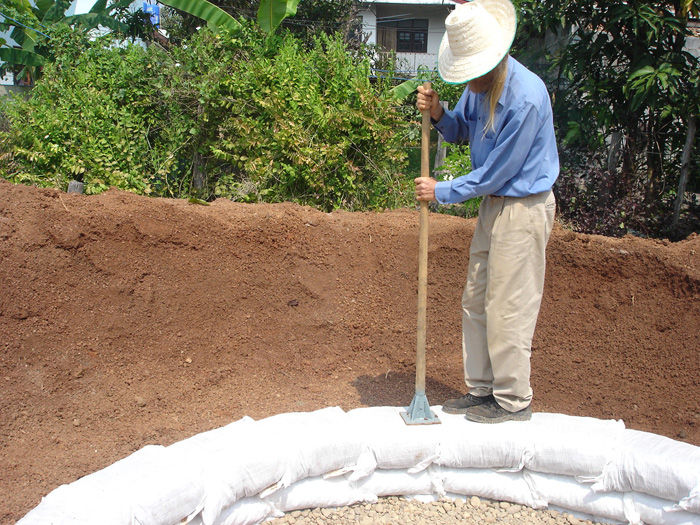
[0,26,180,193]
[0,0,149,83]
[515,0,699,237]
[280,0,357,46]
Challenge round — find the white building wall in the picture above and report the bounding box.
[685,20,700,58]
[0,26,19,85]
[394,4,449,75]
[358,9,377,46]
[362,2,453,76]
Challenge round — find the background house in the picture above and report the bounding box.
[358,0,455,77]
[0,24,18,87]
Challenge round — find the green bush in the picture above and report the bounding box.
[209,32,411,210]
[0,27,182,195]
[0,23,413,210]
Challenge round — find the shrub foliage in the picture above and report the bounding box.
[0,23,412,211]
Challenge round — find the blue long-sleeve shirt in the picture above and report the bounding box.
[433,56,559,204]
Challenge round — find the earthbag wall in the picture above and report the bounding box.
[17,406,700,525]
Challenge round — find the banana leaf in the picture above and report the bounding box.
[9,25,41,53]
[66,12,128,33]
[88,0,109,13]
[159,0,240,31]
[257,0,299,34]
[389,78,421,101]
[34,0,54,17]
[43,0,71,23]
[0,47,45,66]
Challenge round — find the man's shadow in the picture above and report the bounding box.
[351,372,463,407]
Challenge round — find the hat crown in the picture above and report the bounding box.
[445,3,501,58]
[437,0,517,84]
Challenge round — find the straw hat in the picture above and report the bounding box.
[437,0,517,84]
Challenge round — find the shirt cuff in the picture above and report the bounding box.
[432,115,447,135]
[434,181,452,204]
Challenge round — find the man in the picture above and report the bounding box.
[415,0,559,423]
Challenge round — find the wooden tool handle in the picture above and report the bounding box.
[416,81,431,394]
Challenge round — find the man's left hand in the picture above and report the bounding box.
[414,177,437,202]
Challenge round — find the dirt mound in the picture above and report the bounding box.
[1,179,698,522]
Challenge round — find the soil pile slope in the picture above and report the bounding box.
[1,179,698,522]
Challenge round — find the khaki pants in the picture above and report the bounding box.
[462,190,556,412]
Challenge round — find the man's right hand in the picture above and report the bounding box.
[417,85,444,122]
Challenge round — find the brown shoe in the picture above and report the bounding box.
[465,398,532,423]
[442,393,494,414]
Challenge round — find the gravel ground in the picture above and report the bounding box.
[266,496,615,524]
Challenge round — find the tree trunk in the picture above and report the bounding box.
[192,103,206,193]
[671,117,696,230]
[607,131,624,174]
[645,114,666,205]
[192,151,206,192]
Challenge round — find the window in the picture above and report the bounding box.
[397,19,428,53]
[377,18,429,53]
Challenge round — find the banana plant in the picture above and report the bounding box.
[257,0,298,34]
[158,0,300,34]
[0,0,132,82]
[0,1,47,76]
[157,0,241,31]
[65,0,132,33]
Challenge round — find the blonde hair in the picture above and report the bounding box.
[484,55,509,134]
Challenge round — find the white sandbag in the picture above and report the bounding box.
[527,471,627,523]
[406,493,441,503]
[346,406,443,472]
[18,406,700,525]
[17,446,159,525]
[188,497,279,525]
[167,417,255,457]
[435,410,532,471]
[628,491,700,525]
[439,467,546,509]
[200,408,362,525]
[17,444,205,525]
[582,429,700,511]
[16,476,131,525]
[352,468,437,497]
[253,406,364,484]
[546,505,623,525]
[264,476,377,512]
[525,413,625,477]
[679,486,700,514]
[214,497,279,525]
[197,431,294,523]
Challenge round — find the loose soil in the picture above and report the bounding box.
[1,179,698,523]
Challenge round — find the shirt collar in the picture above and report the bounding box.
[496,55,515,108]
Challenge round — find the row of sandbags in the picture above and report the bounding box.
[18,406,700,525]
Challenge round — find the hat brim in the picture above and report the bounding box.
[437,0,517,85]
[438,37,512,84]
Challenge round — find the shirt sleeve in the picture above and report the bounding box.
[434,102,540,204]
[433,88,471,144]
